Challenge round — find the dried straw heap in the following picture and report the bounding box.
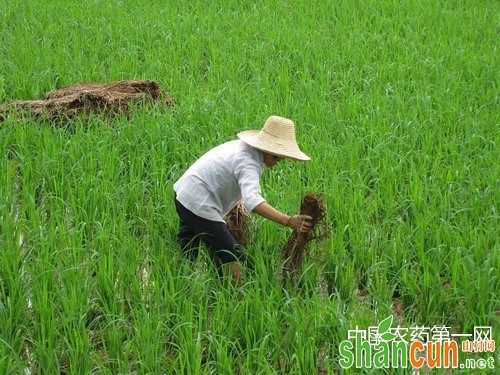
[0,79,175,122]
[281,192,328,284]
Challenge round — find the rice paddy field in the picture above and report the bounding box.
[0,0,498,373]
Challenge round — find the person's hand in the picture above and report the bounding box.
[286,215,313,233]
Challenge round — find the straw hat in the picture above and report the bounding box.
[238,116,310,161]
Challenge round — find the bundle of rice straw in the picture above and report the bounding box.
[282,192,328,284]
[226,202,251,247]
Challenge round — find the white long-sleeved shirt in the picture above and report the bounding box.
[173,140,266,222]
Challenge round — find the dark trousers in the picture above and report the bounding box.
[174,196,245,265]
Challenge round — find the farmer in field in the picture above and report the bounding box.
[173,115,313,282]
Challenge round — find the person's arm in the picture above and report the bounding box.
[253,201,313,233]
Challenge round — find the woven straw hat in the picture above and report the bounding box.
[238,116,310,161]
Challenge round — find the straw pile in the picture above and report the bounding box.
[0,80,174,122]
[282,192,328,284]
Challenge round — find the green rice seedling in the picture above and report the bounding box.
[27,240,62,372]
[0,171,29,372]
[58,262,94,373]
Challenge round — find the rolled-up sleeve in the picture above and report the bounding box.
[234,160,265,212]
